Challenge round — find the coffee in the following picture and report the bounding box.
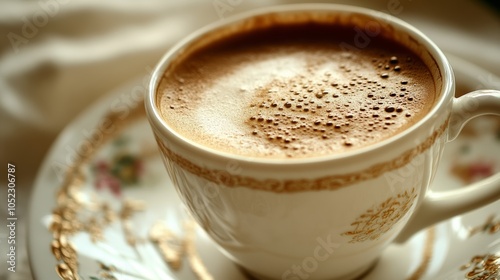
[157,17,437,159]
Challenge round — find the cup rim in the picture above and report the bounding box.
[146,3,453,165]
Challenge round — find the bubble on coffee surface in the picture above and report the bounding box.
[241,52,430,157]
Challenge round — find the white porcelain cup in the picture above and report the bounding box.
[145,4,500,280]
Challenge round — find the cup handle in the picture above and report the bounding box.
[395,90,500,243]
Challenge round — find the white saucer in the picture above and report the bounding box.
[28,54,500,280]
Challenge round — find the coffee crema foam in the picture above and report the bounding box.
[157,22,436,158]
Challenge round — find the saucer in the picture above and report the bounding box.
[28,54,500,280]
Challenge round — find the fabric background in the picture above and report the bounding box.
[0,0,498,279]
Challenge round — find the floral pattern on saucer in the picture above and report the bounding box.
[47,107,216,280]
[92,137,145,197]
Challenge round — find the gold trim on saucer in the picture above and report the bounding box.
[49,102,146,280]
[468,215,500,237]
[149,220,213,280]
[184,221,214,280]
[406,227,436,280]
[149,221,185,270]
[157,120,449,193]
[460,254,500,280]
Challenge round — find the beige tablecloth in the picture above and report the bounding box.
[0,0,498,279]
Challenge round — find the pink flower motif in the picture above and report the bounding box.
[451,160,495,184]
[134,159,144,177]
[95,160,109,173]
[468,162,494,180]
[93,153,144,197]
[94,159,122,197]
[95,173,122,197]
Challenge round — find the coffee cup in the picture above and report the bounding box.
[145,4,500,280]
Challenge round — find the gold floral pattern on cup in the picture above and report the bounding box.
[341,188,417,243]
